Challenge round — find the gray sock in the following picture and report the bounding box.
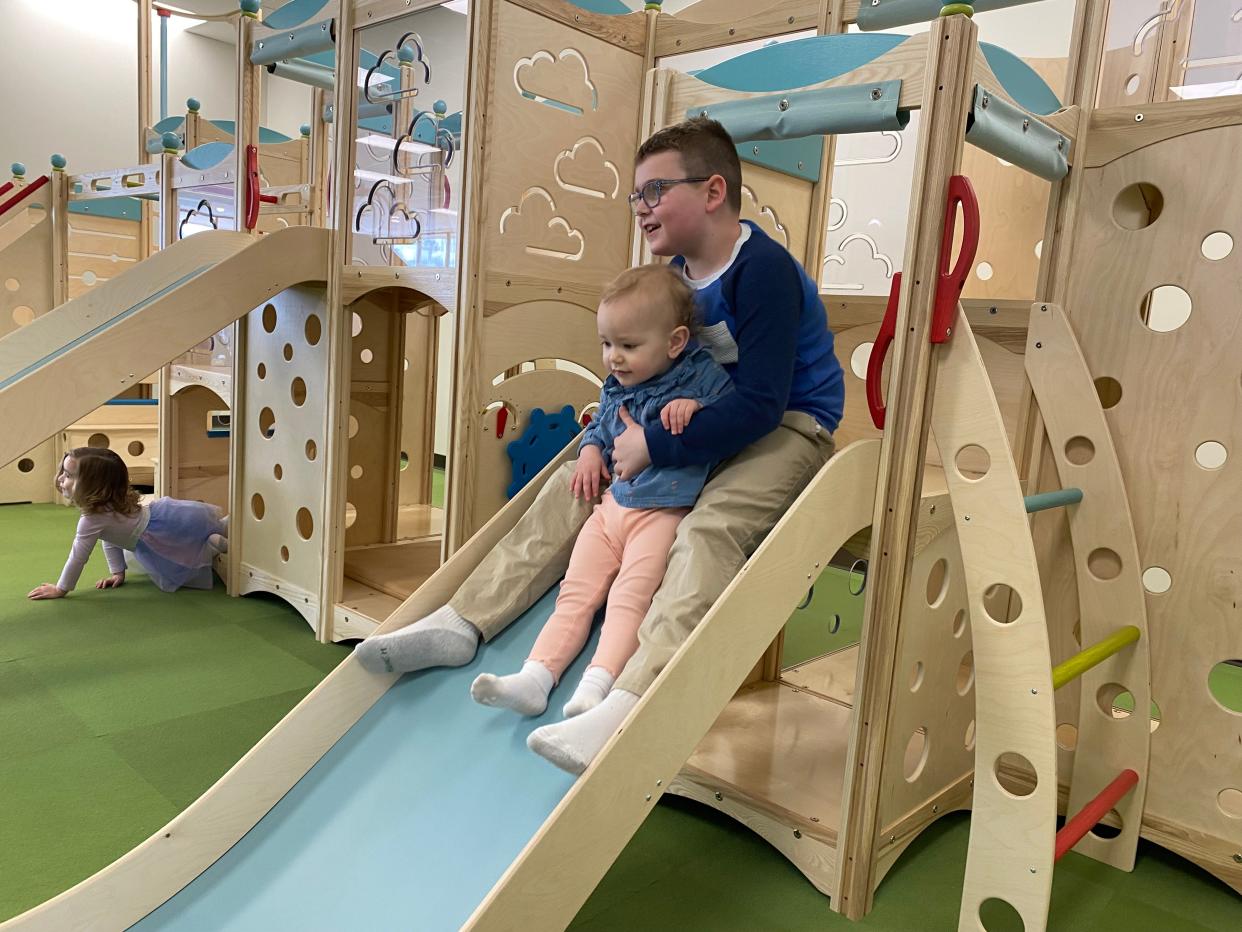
[471,660,554,716]
[354,605,479,674]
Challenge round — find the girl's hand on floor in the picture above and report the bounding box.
[28,583,67,600]
[96,573,126,590]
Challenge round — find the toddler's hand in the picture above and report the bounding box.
[571,445,610,501]
[96,573,126,590]
[660,398,703,436]
[28,583,67,600]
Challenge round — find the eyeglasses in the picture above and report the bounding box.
[627,177,711,211]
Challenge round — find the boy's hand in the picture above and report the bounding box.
[96,573,126,590]
[28,584,67,600]
[660,398,702,436]
[612,406,651,480]
[571,445,610,501]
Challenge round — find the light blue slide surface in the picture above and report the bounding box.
[134,587,592,930]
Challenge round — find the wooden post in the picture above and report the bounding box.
[138,0,153,162]
[48,156,69,309]
[157,147,179,496]
[309,88,329,227]
[319,0,361,640]
[835,11,978,919]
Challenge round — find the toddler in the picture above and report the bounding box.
[27,447,229,599]
[469,264,732,718]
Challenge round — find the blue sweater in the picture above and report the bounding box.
[647,222,844,469]
[580,346,733,508]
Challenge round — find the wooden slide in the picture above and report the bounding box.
[0,226,330,471]
[2,425,881,930]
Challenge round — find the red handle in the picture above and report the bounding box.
[931,174,980,344]
[259,193,278,204]
[244,145,260,231]
[496,405,508,439]
[0,174,49,220]
[867,272,902,430]
[0,181,13,199]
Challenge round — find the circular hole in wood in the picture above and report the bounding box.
[280,545,289,562]
[1195,441,1227,469]
[952,608,967,638]
[3,277,18,292]
[257,362,267,380]
[956,651,975,695]
[350,464,364,480]
[1089,809,1123,840]
[399,451,409,471]
[1034,239,1043,259]
[909,660,925,692]
[1218,788,1242,819]
[17,457,35,473]
[87,432,110,449]
[1087,547,1122,581]
[1056,723,1079,750]
[128,440,144,457]
[925,557,949,607]
[1072,618,1082,646]
[348,415,359,439]
[305,439,318,461]
[1096,683,1133,720]
[903,728,929,783]
[351,312,363,337]
[13,305,35,326]
[305,314,322,346]
[403,358,410,371]
[251,493,265,520]
[1125,73,1141,95]
[272,464,283,482]
[259,408,276,439]
[849,342,873,380]
[344,502,357,528]
[82,270,98,286]
[1150,697,1162,732]
[291,377,307,407]
[296,507,314,541]
[1201,231,1233,261]
[1142,566,1171,593]
[283,343,294,362]
[1140,284,1192,333]
[1094,376,1122,409]
[994,752,1037,798]
[983,584,1022,625]
[218,331,230,346]
[1112,182,1163,230]
[360,348,374,365]
[1209,660,1242,713]
[964,719,976,751]
[955,443,990,480]
[979,897,1025,932]
[262,304,277,333]
[976,261,994,281]
[1064,435,1095,465]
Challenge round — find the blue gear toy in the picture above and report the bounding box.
[506,405,582,499]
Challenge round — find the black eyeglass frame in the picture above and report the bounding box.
[627,176,712,211]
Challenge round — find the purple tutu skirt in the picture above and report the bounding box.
[133,498,226,592]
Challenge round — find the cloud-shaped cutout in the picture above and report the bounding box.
[513,49,598,116]
[835,131,903,168]
[355,180,422,245]
[499,187,585,261]
[554,137,619,200]
[740,185,788,247]
[823,232,895,292]
[179,198,219,239]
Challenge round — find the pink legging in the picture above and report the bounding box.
[528,492,688,682]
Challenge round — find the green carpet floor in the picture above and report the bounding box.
[2,503,1239,929]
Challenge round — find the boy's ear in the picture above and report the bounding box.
[704,174,728,214]
[668,324,690,356]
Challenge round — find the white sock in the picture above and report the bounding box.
[353,605,479,674]
[562,665,615,718]
[207,533,228,554]
[471,660,554,716]
[527,689,639,775]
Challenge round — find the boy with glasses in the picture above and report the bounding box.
[356,117,844,774]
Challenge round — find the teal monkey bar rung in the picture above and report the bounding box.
[690,80,908,145]
[251,19,336,67]
[1023,487,1082,513]
[856,0,1046,31]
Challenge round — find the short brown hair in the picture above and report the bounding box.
[600,264,697,333]
[636,116,742,213]
[65,447,140,516]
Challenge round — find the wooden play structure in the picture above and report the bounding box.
[2,0,1240,930]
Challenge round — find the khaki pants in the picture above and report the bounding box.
[451,411,835,695]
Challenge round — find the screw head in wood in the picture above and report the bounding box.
[714,792,723,801]
[1135,113,1144,122]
